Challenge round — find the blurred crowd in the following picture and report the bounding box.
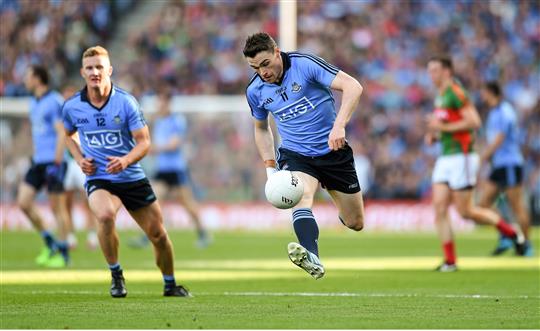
[0,0,135,95]
[1,0,539,203]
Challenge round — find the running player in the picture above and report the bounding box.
[425,56,526,272]
[18,65,70,268]
[62,46,191,297]
[129,88,210,249]
[478,81,532,256]
[243,33,365,279]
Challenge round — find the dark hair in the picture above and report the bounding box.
[243,32,277,58]
[484,81,502,97]
[428,55,453,72]
[30,65,49,85]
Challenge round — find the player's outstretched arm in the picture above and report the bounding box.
[254,118,277,178]
[329,71,363,150]
[106,126,151,174]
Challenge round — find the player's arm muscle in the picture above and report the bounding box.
[65,128,96,175]
[328,71,363,150]
[254,118,276,166]
[481,132,505,162]
[440,104,481,132]
[330,71,363,126]
[158,136,182,153]
[64,128,84,162]
[125,125,151,165]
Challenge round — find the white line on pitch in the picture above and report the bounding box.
[218,291,540,300]
[12,290,539,300]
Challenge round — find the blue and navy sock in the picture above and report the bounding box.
[109,263,122,273]
[163,274,176,290]
[40,231,57,251]
[56,241,69,263]
[292,208,319,257]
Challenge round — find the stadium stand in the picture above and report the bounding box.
[1,0,538,207]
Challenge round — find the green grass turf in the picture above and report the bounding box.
[1,228,539,329]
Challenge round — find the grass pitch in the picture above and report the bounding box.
[1,228,539,329]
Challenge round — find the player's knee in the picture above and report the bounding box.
[94,209,116,225]
[477,199,489,208]
[350,215,364,231]
[148,229,168,247]
[455,205,472,220]
[342,214,364,231]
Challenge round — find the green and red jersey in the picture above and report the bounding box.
[433,81,475,155]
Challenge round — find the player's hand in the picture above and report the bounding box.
[266,167,277,179]
[78,157,96,175]
[424,133,436,146]
[106,156,129,174]
[426,114,442,132]
[328,125,346,151]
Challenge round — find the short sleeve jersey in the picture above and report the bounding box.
[153,113,188,172]
[29,90,65,163]
[62,85,147,182]
[246,52,339,157]
[433,81,475,155]
[486,100,523,167]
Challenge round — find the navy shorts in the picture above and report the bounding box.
[85,178,156,211]
[24,161,67,193]
[277,144,361,194]
[154,170,190,187]
[489,165,523,189]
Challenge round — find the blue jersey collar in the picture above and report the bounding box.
[80,84,115,111]
[34,89,52,101]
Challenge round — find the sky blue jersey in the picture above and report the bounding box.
[153,113,187,172]
[62,85,147,183]
[486,100,524,167]
[29,90,64,163]
[246,52,340,157]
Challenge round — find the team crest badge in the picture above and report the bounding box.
[291,82,302,93]
[114,115,121,124]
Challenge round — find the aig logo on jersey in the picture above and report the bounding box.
[274,96,315,122]
[84,130,123,149]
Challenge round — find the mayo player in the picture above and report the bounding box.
[425,56,526,272]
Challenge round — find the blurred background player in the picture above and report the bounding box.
[62,85,99,250]
[129,88,210,249]
[244,33,365,279]
[18,65,70,267]
[63,45,190,298]
[425,56,526,272]
[478,81,533,256]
